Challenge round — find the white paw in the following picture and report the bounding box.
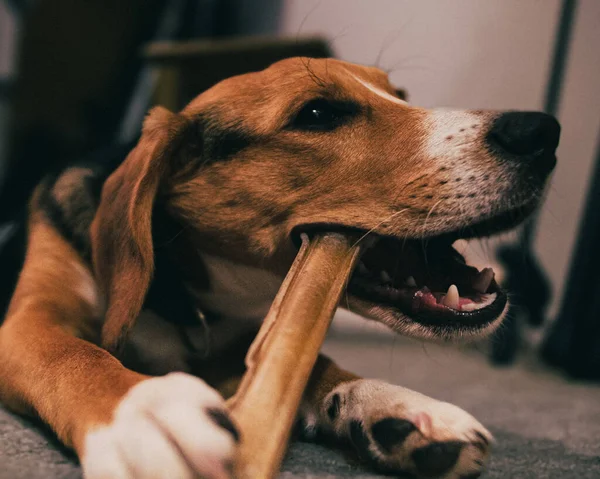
[82,373,238,479]
[321,379,492,479]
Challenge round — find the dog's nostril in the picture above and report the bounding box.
[487,111,560,157]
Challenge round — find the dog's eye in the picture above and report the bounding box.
[395,88,408,102]
[289,99,356,132]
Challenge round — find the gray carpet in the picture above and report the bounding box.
[2,322,599,478]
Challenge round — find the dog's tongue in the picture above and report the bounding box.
[410,274,497,313]
[414,288,472,311]
[417,288,473,309]
[398,266,496,313]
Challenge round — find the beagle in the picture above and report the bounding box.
[0,57,559,479]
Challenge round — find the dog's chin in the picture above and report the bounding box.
[347,293,509,342]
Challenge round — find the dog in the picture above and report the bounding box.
[0,57,559,479]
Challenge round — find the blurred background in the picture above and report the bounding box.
[0,1,599,477]
[2,0,599,374]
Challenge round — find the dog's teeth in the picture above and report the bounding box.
[380,271,391,283]
[442,284,460,309]
[473,268,494,293]
[358,262,369,275]
[405,276,417,287]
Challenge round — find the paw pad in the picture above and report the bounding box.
[371,418,416,453]
[349,420,372,459]
[411,441,463,476]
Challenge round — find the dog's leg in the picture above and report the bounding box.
[0,216,238,479]
[301,355,492,479]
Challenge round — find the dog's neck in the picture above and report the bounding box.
[152,206,286,322]
[186,252,283,321]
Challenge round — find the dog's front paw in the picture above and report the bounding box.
[82,373,239,479]
[321,379,492,479]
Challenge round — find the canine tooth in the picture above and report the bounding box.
[473,268,494,293]
[442,285,460,309]
[380,271,391,283]
[405,276,417,287]
[358,262,369,275]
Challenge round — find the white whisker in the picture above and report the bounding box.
[421,200,444,263]
[352,209,409,248]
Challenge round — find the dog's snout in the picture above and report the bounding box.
[487,112,560,172]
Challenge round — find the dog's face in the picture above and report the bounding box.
[163,57,559,340]
[94,57,559,349]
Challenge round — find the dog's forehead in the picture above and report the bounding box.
[190,58,394,105]
[266,57,387,80]
[182,58,404,131]
[264,58,396,95]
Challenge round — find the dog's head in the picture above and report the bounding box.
[92,58,559,351]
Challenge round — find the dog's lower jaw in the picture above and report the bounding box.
[347,297,509,342]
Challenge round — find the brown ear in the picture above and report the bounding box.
[91,106,193,353]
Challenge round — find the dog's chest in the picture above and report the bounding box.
[122,254,283,375]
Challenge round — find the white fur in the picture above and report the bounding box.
[326,379,491,442]
[321,379,492,479]
[351,74,408,105]
[82,373,236,479]
[426,109,484,161]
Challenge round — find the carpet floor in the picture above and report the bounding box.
[1,316,599,478]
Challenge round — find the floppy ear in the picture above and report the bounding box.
[91,106,193,353]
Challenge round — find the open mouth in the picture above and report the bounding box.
[346,234,507,331]
[294,212,519,335]
[293,203,543,335]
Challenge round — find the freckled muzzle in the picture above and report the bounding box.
[291,109,560,338]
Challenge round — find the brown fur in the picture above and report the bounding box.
[0,201,147,453]
[91,107,194,352]
[0,57,555,471]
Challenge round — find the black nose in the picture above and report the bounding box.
[487,112,560,170]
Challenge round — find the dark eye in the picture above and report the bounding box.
[289,99,357,132]
[395,88,408,101]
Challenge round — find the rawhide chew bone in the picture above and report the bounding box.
[228,232,363,479]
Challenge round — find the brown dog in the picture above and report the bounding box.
[0,57,559,478]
